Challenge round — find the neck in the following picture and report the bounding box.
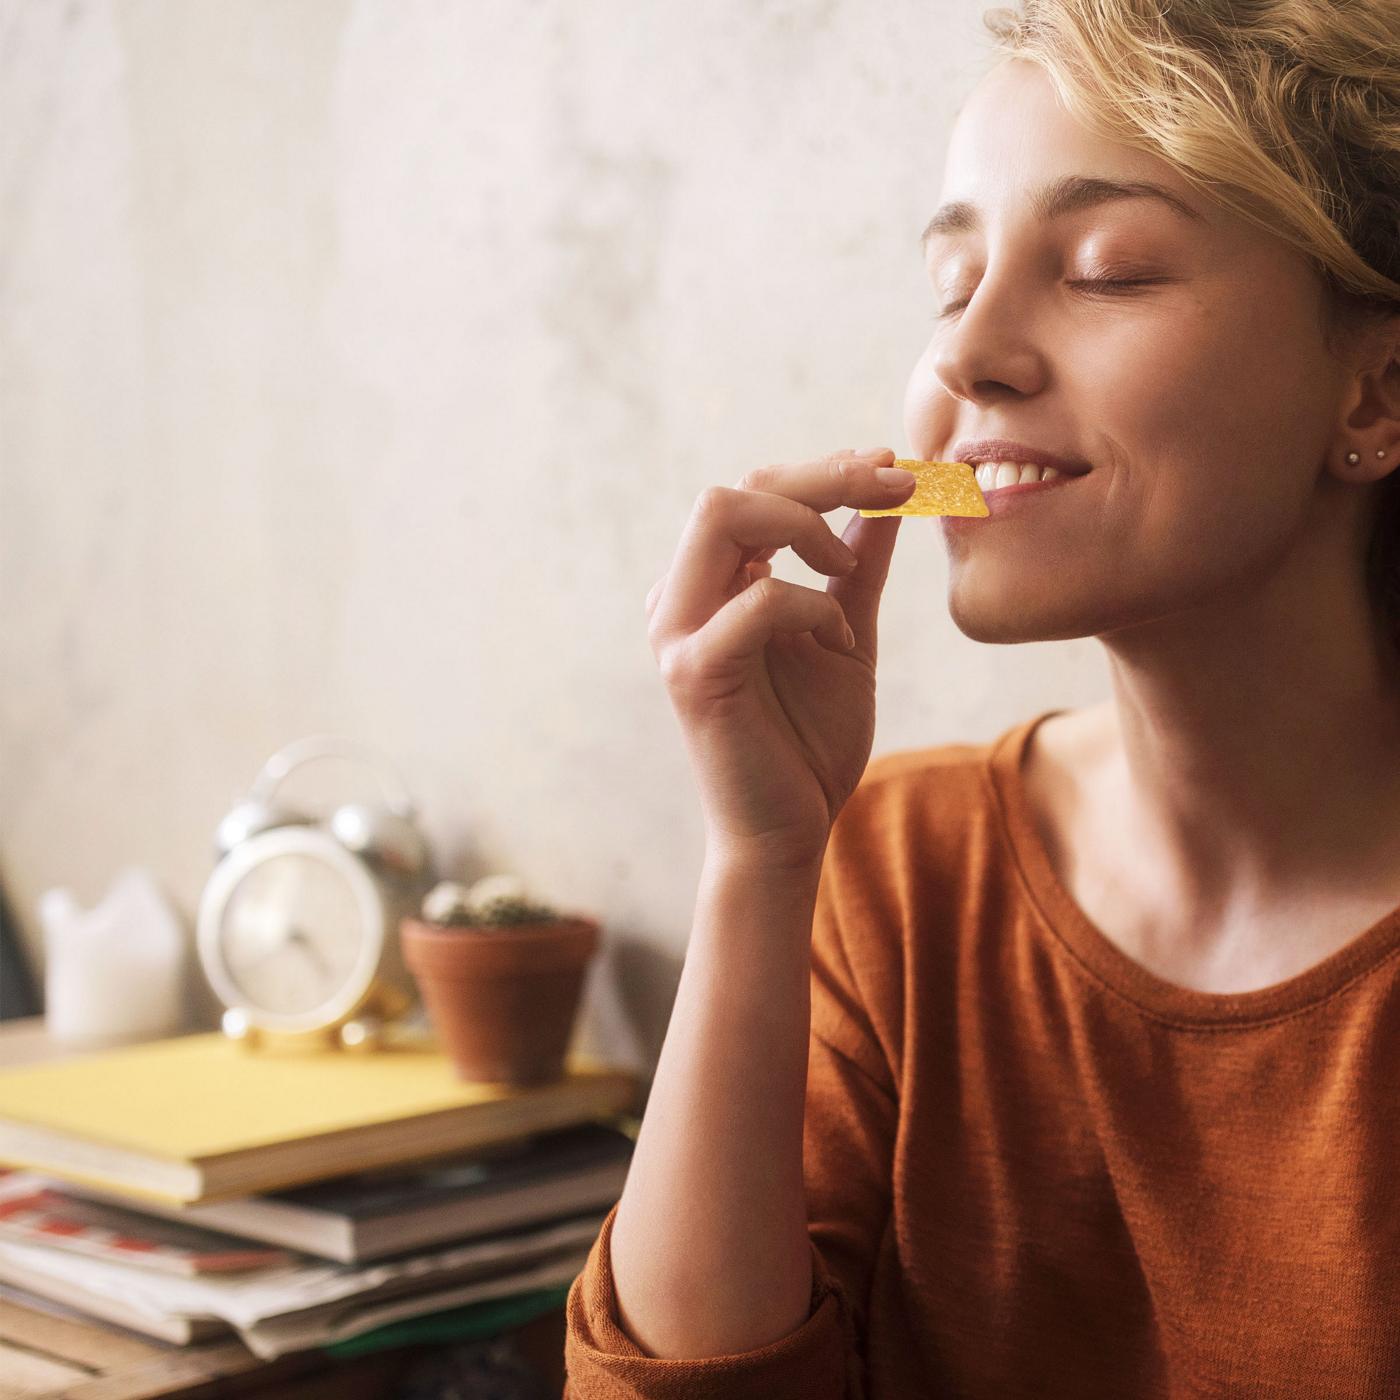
[1096,514,1400,919]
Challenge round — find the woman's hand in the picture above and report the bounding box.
[645,446,915,868]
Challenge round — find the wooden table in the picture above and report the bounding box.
[0,1018,567,1399]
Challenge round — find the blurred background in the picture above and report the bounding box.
[0,0,1107,1077]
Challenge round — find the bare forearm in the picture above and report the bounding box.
[608,848,825,1359]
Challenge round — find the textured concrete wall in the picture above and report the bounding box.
[0,0,1106,1074]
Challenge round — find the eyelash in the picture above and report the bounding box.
[934,277,1162,319]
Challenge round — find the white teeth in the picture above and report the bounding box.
[972,460,1064,491]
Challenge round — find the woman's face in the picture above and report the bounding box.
[904,58,1353,646]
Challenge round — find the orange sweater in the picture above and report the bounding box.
[563,709,1400,1398]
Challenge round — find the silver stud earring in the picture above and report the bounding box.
[1377,450,1387,459]
[1347,451,1360,464]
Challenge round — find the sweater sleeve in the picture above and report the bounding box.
[562,809,899,1399]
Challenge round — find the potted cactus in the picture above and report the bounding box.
[400,875,600,1085]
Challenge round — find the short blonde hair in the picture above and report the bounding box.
[982,0,1400,652]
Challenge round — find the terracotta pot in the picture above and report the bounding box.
[400,915,600,1085]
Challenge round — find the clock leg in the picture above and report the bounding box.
[339,1014,384,1052]
[222,1007,263,1046]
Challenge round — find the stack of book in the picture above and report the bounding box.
[0,1029,641,1357]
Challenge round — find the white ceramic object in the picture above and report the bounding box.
[40,868,187,1046]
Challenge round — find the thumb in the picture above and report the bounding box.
[828,511,902,652]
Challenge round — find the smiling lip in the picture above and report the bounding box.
[941,460,1087,528]
[949,438,1093,476]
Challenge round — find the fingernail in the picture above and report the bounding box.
[858,446,892,457]
[875,466,915,486]
[842,623,856,649]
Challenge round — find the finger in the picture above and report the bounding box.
[659,487,853,635]
[734,448,912,535]
[827,511,903,662]
[735,543,779,570]
[682,575,854,675]
[656,449,915,638]
[735,558,773,595]
[645,575,666,620]
[722,562,750,602]
[727,448,891,569]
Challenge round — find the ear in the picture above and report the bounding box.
[1329,313,1400,485]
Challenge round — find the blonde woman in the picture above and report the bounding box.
[565,1,1400,1395]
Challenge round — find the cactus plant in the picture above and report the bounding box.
[460,893,561,926]
[419,878,560,930]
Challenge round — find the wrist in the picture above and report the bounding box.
[702,835,828,885]
[694,843,827,969]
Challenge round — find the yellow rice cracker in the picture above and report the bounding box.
[858,459,988,518]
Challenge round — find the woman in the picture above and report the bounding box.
[565,1,1400,1395]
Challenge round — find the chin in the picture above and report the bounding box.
[945,579,1101,645]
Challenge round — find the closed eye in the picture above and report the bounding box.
[933,277,1169,319]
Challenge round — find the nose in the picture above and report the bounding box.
[928,275,1047,405]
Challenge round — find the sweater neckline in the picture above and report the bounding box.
[987,708,1400,1027]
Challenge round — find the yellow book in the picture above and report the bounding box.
[0,1032,640,1206]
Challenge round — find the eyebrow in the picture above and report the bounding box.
[919,175,1205,253]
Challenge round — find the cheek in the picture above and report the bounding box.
[1097,301,1323,478]
[1144,282,1321,406]
[1086,313,1324,571]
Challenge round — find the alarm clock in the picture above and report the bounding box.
[197,735,437,1051]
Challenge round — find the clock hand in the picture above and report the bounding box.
[241,924,318,975]
[286,926,332,978]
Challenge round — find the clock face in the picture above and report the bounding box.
[199,828,386,1029]
[219,854,366,1015]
